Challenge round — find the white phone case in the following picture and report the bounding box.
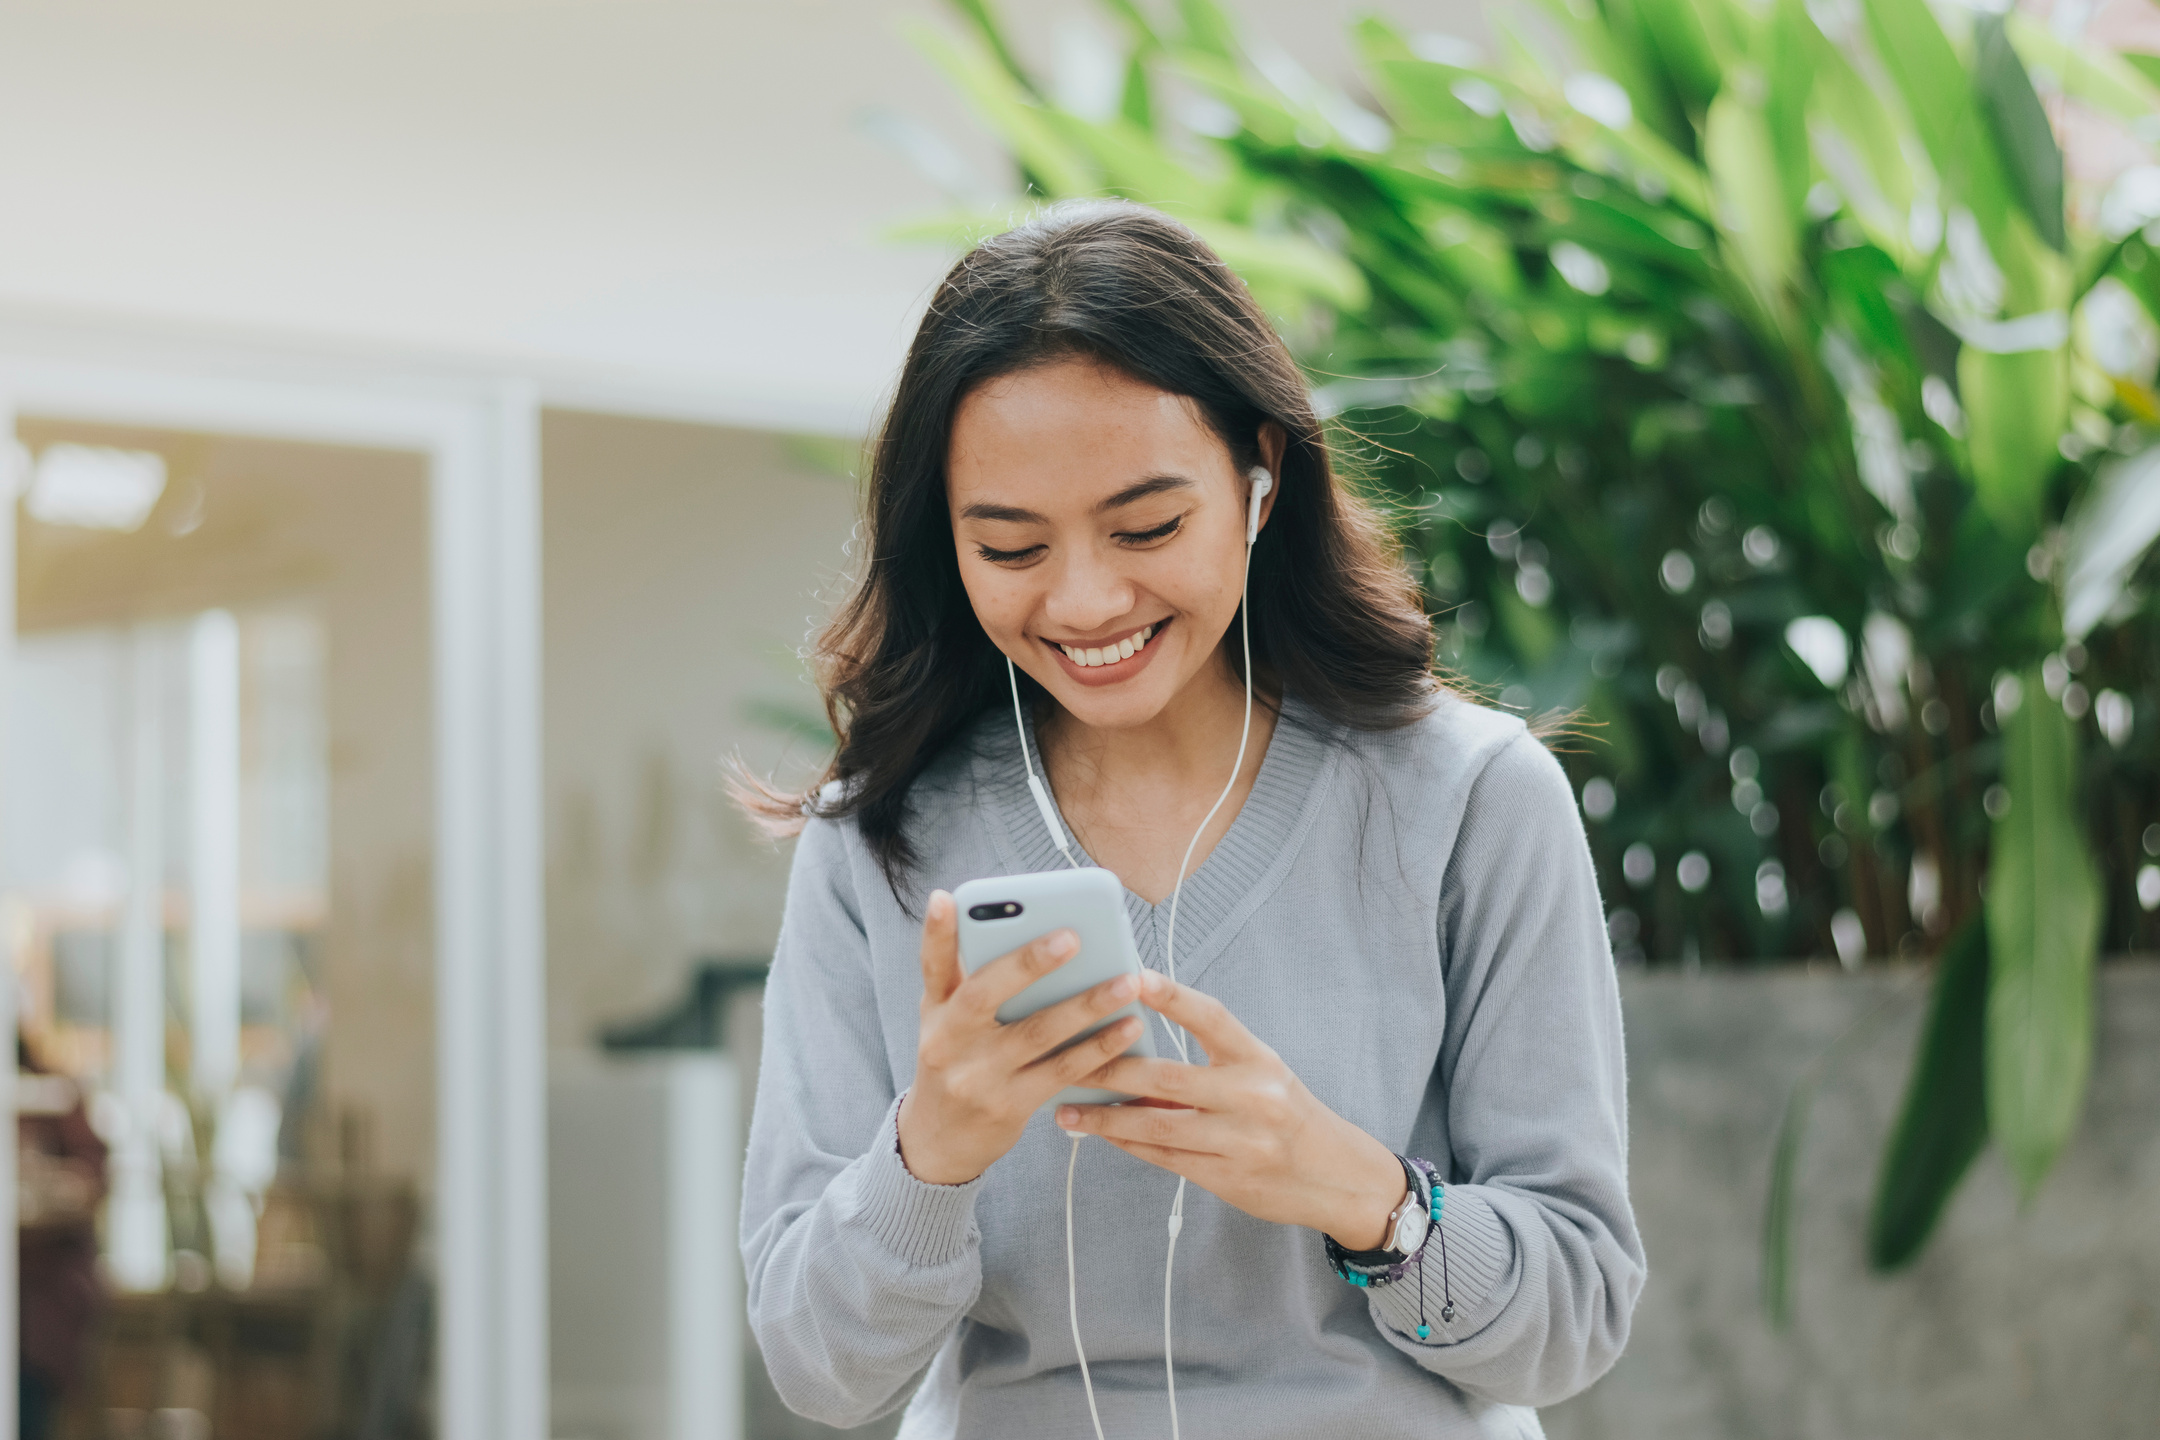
[953,867,1157,1107]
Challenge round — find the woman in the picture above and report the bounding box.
[739,200,1642,1439]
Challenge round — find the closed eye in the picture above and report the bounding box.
[1115,514,1184,547]
[972,513,1184,566]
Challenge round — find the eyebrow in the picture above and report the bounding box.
[957,474,1194,525]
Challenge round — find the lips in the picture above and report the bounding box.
[1041,619,1169,686]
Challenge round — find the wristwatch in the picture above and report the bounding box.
[1326,1156,1430,1271]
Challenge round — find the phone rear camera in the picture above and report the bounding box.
[968,902,1023,921]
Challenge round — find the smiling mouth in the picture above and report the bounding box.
[1043,620,1163,669]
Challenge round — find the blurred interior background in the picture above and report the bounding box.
[4,1,2156,1439]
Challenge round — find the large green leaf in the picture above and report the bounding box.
[1974,14,2065,252]
[1174,0,1241,60]
[1868,919,1990,1270]
[1763,0,1817,226]
[1351,20,1522,148]
[2007,16,2160,122]
[909,21,1098,197]
[1183,216,1371,312]
[2126,52,2160,91]
[1857,0,2042,307]
[2060,443,2160,638]
[1805,31,1918,253]
[1621,0,1726,118]
[1097,0,1163,52]
[1040,111,1219,209]
[1704,86,1798,320]
[1985,672,2103,1200]
[947,0,1040,97]
[1959,345,2067,540]
[1855,0,1973,170]
[1761,1071,1811,1326]
[1523,0,1688,154]
[1477,10,1716,219]
[1163,50,1301,148]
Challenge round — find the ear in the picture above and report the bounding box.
[1252,421,1288,534]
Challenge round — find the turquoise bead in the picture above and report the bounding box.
[1416,1324,1431,1339]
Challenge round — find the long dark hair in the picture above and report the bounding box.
[741,200,1438,893]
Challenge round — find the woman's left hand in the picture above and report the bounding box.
[1057,969,1408,1249]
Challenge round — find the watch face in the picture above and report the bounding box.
[1390,1203,1430,1256]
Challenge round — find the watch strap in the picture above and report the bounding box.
[1322,1155,1429,1281]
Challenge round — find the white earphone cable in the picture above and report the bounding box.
[1011,656,1082,871]
[1158,536,1256,1061]
[1020,466,1268,1440]
[1068,1135,1108,1440]
[1158,534,1256,1440]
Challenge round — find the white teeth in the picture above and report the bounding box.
[1058,625,1157,667]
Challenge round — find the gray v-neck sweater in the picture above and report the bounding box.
[741,694,1643,1440]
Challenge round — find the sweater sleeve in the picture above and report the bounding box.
[739,816,986,1428]
[1364,729,1646,1407]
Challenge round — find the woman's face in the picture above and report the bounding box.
[947,356,1279,732]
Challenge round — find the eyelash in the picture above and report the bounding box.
[974,514,1184,565]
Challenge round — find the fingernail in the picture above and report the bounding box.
[1056,1106,1080,1128]
[1048,929,1079,958]
[1141,969,1166,992]
[929,890,951,917]
[1110,974,1137,1000]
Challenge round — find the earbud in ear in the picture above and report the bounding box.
[1246,465,1273,545]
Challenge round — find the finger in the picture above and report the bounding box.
[1017,1013,1143,1095]
[1055,1097,1232,1156]
[955,928,1079,1023]
[998,971,1140,1067]
[1095,1137,1224,1185]
[1079,1055,1228,1109]
[1136,970,1266,1063]
[918,891,963,1006]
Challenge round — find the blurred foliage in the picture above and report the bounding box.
[901,0,2160,1276]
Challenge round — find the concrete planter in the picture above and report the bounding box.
[1546,960,2160,1440]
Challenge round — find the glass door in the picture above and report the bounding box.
[10,421,437,1440]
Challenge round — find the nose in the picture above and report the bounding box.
[1039,543,1138,636]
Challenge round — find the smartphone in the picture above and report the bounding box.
[953,867,1157,1107]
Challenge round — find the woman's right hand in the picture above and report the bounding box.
[895,889,1145,1185]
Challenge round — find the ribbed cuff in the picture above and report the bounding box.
[1368,1184,1513,1344]
[845,1096,986,1269]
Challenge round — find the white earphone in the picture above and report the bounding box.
[1246,462,1273,545]
[1006,463,1272,1440]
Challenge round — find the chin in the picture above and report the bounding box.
[1050,679,1178,731]
[1036,639,1193,730]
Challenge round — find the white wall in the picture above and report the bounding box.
[0,0,1475,436]
[540,410,857,1046]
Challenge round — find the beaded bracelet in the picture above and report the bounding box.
[1322,1155,1455,1339]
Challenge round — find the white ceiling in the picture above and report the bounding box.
[0,0,1477,435]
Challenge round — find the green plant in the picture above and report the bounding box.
[898,0,2160,1285]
